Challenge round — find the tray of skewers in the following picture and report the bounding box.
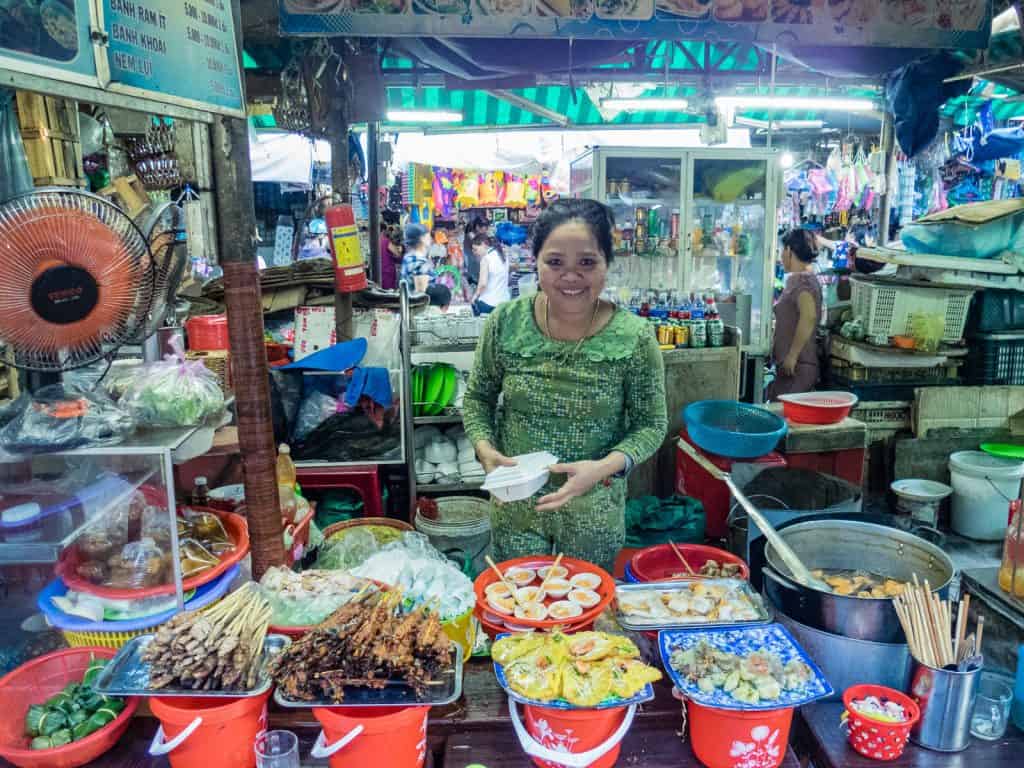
[271,590,464,708]
[492,631,661,710]
[615,579,771,631]
[660,623,833,711]
[92,583,290,697]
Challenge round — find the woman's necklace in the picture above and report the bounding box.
[542,294,601,361]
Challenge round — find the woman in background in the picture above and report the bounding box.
[768,228,822,398]
[470,234,510,315]
[400,223,436,293]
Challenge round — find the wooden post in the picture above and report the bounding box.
[877,111,895,247]
[327,63,355,342]
[211,0,284,578]
[368,120,381,284]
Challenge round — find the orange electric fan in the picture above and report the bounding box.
[0,188,155,372]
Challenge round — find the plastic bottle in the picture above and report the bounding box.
[192,476,210,507]
[276,444,297,488]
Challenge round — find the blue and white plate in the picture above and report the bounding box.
[492,633,656,711]
[658,623,833,711]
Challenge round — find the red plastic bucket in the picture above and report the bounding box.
[149,692,270,768]
[843,684,920,761]
[311,705,429,768]
[687,700,793,768]
[511,699,636,768]
[185,315,229,351]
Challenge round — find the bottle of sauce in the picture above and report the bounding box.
[276,444,297,488]
[999,500,1024,597]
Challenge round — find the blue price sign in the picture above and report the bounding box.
[104,0,244,114]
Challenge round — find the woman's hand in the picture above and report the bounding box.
[535,460,610,512]
[476,441,516,474]
[780,352,799,377]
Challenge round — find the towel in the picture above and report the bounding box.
[343,367,393,409]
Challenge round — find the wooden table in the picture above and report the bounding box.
[795,702,1024,768]
[444,722,801,767]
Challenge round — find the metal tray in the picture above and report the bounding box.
[92,633,291,698]
[273,644,464,708]
[614,579,771,632]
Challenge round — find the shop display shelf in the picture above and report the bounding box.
[418,481,484,494]
[411,342,478,354]
[414,412,464,425]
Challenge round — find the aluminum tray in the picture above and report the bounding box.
[615,579,771,632]
[92,633,291,698]
[273,644,464,708]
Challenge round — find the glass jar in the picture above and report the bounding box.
[998,500,1024,597]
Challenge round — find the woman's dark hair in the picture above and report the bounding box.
[782,228,817,263]
[470,215,490,232]
[471,233,505,262]
[425,283,451,308]
[531,199,615,265]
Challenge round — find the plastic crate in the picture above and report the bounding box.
[828,357,961,384]
[851,400,912,431]
[968,289,1024,333]
[966,331,1024,385]
[850,275,974,343]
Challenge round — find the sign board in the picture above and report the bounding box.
[0,0,98,84]
[280,0,992,49]
[102,0,244,113]
[0,0,244,118]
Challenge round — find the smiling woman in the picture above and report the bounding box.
[462,199,668,572]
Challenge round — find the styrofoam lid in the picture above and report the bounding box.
[482,451,559,491]
[891,479,953,501]
[949,450,1024,479]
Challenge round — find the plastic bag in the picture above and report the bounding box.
[315,527,380,570]
[0,87,33,201]
[123,336,225,427]
[293,390,338,442]
[105,538,166,589]
[0,384,134,454]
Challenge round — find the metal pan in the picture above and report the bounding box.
[273,644,464,708]
[92,634,291,698]
[615,580,771,631]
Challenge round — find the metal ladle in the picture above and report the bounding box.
[677,438,832,592]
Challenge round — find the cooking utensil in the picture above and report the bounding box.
[677,438,830,592]
[485,555,518,593]
[762,519,955,644]
[667,541,696,576]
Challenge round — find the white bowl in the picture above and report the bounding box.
[488,595,515,615]
[506,567,536,587]
[515,586,547,605]
[568,588,600,609]
[547,600,584,621]
[538,565,569,581]
[543,578,571,599]
[425,439,457,464]
[485,582,513,599]
[514,602,549,621]
[569,572,602,591]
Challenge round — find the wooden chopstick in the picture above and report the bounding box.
[538,553,564,594]
[485,555,516,592]
[668,541,696,576]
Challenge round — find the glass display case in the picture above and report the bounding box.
[570,148,779,353]
[0,429,244,673]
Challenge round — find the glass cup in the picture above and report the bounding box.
[970,673,1014,741]
[255,729,300,768]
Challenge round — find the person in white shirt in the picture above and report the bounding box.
[469,234,510,316]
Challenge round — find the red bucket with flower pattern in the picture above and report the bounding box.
[687,701,794,768]
[842,684,920,761]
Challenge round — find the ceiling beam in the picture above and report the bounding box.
[485,89,571,126]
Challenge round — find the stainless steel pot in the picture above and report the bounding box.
[763,520,954,643]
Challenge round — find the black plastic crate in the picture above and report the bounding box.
[822,377,955,402]
[967,331,1024,385]
[968,289,1024,333]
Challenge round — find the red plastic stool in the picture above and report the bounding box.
[295,464,383,518]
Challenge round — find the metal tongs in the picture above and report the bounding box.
[676,438,832,593]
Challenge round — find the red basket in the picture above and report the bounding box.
[57,509,250,600]
[0,648,139,768]
[777,392,858,425]
[473,555,614,633]
[843,684,920,762]
[185,314,229,351]
[629,544,749,583]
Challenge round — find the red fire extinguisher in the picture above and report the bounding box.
[325,204,367,293]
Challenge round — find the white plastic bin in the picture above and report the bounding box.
[948,451,1024,540]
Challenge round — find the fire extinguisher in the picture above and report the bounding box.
[325,204,367,293]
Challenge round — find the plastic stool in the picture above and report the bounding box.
[295,465,383,518]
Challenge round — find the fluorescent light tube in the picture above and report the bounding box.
[601,97,689,111]
[716,96,875,112]
[386,110,463,123]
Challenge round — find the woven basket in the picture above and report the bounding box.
[322,516,414,544]
[60,595,226,650]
